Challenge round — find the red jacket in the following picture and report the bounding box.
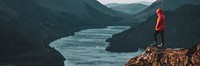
[155,8,165,31]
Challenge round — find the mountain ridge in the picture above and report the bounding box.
[118,0,200,25]
[0,0,126,65]
[105,3,148,15]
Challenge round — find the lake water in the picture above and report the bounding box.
[50,26,144,66]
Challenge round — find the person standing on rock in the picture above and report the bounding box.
[153,8,166,47]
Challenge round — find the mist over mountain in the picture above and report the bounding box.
[0,0,127,66]
[106,4,200,52]
[105,3,148,15]
[105,3,122,8]
[137,1,152,6]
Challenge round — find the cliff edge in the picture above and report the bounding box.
[125,44,200,66]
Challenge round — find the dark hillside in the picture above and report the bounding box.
[106,5,200,52]
[0,0,126,65]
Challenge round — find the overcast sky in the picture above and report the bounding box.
[97,0,156,4]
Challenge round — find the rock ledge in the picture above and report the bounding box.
[125,44,200,66]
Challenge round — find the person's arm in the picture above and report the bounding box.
[156,17,163,28]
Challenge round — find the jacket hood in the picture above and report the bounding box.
[156,8,164,15]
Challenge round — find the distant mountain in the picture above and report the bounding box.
[106,4,200,52]
[33,0,132,25]
[33,0,127,23]
[105,3,148,15]
[105,3,122,8]
[134,0,200,19]
[119,0,200,25]
[137,1,153,6]
[0,0,127,65]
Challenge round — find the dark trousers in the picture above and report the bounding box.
[154,30,164,44]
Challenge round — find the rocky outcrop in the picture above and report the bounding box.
[125,44,200,66]
[106,4,200,52]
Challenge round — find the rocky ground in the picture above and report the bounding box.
[125,44,200,66]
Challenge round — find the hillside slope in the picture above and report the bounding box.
[106,4,200,52]
[120,0,200,25]
[33,0,127,23]
[0,0,126,66]
[134,0,200,18]
[105,3,148,15]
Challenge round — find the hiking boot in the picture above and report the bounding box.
[150,41,157,46]
[158,43,164,48]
